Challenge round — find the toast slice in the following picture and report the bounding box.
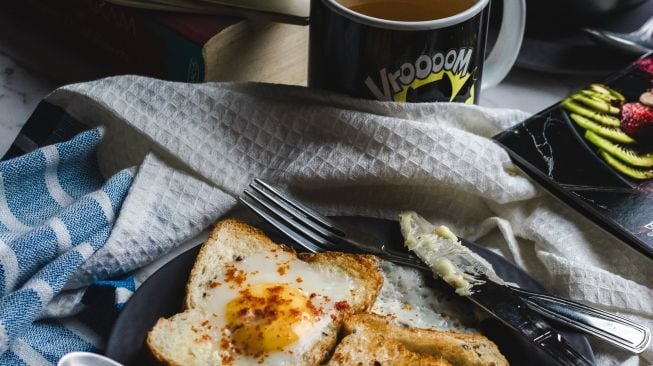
[147,219,383,366]
[327,313,509,366]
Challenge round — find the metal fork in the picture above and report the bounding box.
[240,178,651,354]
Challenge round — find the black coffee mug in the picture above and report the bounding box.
[308,0,525,103]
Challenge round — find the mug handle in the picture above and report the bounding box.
[481,0,526,89]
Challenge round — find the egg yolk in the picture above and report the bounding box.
[225,283,317,355]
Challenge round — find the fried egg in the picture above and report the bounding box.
[371,260,478,333]
[192,249,356,365]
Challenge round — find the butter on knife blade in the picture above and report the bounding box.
[400,212,601,364]
[399,211,504,296]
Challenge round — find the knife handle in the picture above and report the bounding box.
[510,286,651,354]
[536,331,595,366]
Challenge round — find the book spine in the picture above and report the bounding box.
[3,0,205,82]
[146,19,205,82]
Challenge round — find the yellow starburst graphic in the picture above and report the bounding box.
[393,69,476,104]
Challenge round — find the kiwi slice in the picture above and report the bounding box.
[585,131,653,167]
[579,90,623,107]
[599,150,653,180]
[570,94,620,115]
[561,99,620,127]
[569,113,634,144]
[590,83,625,102]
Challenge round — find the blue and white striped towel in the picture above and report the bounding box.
[0,128,134,364]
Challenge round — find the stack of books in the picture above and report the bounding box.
[1,0,309,84]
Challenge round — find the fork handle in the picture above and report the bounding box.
[509,286,651,354]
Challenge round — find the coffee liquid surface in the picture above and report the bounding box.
[341,0,476,21]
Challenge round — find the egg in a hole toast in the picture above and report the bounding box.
[147,219,383,366]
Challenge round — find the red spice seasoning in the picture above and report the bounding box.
[332,352,344,362]
[221,353,233,365]
[306,299,321,316]
[224,266,247,286]
[334,300,350,312]
[277,262,290,276]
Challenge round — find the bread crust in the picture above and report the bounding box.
[147,317,184,366]
[327,313,509,366]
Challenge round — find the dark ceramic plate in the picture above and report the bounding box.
[561,108,640,188]
[105,216,595,365]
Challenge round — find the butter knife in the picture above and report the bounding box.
[362,233,650,354]
[379,234,650,355]
[508,285,651,355]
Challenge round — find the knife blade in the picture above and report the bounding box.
[341,213,645,358]
[397,212,594,365]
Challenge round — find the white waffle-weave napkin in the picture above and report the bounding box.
[43,76,653,365]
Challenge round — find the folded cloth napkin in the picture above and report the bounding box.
[2,75,652,365]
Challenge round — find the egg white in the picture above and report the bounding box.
[372,260,478,333]
[199,250,356,365]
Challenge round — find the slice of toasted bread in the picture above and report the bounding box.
[147,219,383,366]
[327,313,509,366]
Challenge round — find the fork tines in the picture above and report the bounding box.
[240,179,431,269]
[240,179,344,253]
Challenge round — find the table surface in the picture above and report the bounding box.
[0,8,598,157]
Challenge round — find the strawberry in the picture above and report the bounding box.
[620,102,653,144]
